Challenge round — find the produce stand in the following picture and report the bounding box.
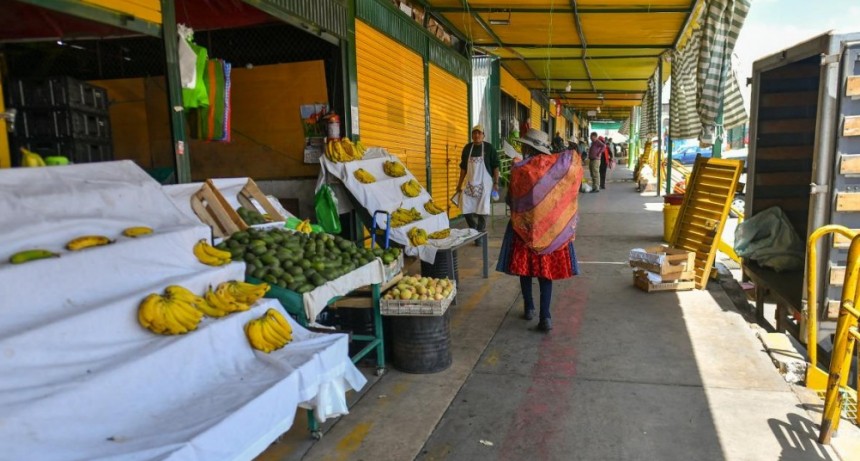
[317,148,484,265]
[0,162,366,455]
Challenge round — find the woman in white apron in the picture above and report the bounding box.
[456,125,500,240]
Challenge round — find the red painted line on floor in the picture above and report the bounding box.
[500,280,590,461]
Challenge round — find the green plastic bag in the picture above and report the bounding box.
[314,185,341,234]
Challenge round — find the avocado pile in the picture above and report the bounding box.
[237,206,267,225]
[218,228,401,294]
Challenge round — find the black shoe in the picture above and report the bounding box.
[536,318,553,332]
[592,189,600,193]
[522,309,535,320]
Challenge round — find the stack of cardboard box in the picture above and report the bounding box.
[629,245,696,292]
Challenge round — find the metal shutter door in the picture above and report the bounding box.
[356,20,427,186]
[429,64,468,218]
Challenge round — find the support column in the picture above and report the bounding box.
[342,0,358,139]
[665,138,674,195]
[161,0,190,183]
[656,59,663,197]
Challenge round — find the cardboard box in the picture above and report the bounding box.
[633,270,696,292]
[629,245,695,277]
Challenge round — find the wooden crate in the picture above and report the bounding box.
[629,245,695,277]
[190,180,247,238]
[236,179,285,223]
[633,270,696,292]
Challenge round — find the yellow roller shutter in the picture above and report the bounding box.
[356,20,427,186]
[0,79,9,167]
[429,64,469,218]
[500,67,530,104]
[530,99,541,132]
[559,116,568,139]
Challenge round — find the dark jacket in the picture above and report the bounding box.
[459,141,500,175]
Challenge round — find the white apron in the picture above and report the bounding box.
[461,143,493,215]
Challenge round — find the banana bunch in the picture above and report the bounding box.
[401,179,422,198]
[66,235,112,251]
[194,239,231,266]
[354,168,376,184]
[424,200,445,215]
[383,160,406,178]
[21,148,47,167]
[245,308,294,353]
[9,249,59,264]
[428,228,451,239]
[138,291,204,335]
[204,282,256,316]
[164,285,226,318]
[407,227,428,246]
[325,139,367,163]
[391,207,423,228]
[122,226,153,238]
[296,219,313,234]
[354,139,367,158]
[218,280,269,304]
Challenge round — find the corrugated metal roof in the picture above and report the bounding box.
[423,0,702,119]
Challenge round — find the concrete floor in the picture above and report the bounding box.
[257,167,856,461]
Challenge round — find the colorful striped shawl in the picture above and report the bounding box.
[510,150,582,254]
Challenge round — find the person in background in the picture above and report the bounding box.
[456,124,500,243]
[599,135,612,190]
[496,128,581,332]
[552,131,565,153]
[587,132,605,193]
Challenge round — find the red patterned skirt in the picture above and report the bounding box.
[497,223,577,280]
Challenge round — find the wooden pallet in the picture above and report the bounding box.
[236,179,285,223]
[190,180,247,238]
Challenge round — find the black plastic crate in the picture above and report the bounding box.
[8,77,108,113]
[23,138,113,164]
[18,109,111,141]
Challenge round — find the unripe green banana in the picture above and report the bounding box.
[9,249,59,264]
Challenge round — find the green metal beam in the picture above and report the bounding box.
[342,0,358,138]
[160,0,189,183]
[434,7,691,14]
[672,0,701,49]
[478,43,673,49]
[500,54,664,61]
[17,0,161,37]
[523,78,646,82]
[569,0,596,93]
[242,0,342,45]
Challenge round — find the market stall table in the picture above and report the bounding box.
[0,162,367,454]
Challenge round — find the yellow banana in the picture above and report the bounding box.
[407,227,428,246]
[20,148,47,167]
[424,200,444,215]
[161,301,190,334]
[168,298,203,331]
[245,319,274,353]
[266,308,293,342]
[205,287,248,314]
[122,226,153,238]
[400,179,421,198]
[165,285,226,317]
[354,168,376,184]
[138,294,168,334]
[429,228,451,239]
[383,161,406,177]
[66,235,112,251]
[259,318,288,349]
[193,239,231,266]
[225,281,269,305]
[9,249,59,264]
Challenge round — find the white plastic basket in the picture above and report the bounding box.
[380,282,457,316]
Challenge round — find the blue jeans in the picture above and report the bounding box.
[520,276,553,320]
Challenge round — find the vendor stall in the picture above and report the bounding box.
[0,161,366,456]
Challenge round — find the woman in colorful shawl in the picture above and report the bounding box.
[496,129,582,332]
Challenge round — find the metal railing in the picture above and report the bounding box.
[806,225,858,392]
[809,227,860,444]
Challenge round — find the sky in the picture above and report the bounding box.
[733,0,860,108]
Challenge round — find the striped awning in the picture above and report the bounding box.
[696,0,750,144]
[670,29,700,139]
[640,71,660,138]
[618,114,632,136]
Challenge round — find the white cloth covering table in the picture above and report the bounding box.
[0,162,367,460]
